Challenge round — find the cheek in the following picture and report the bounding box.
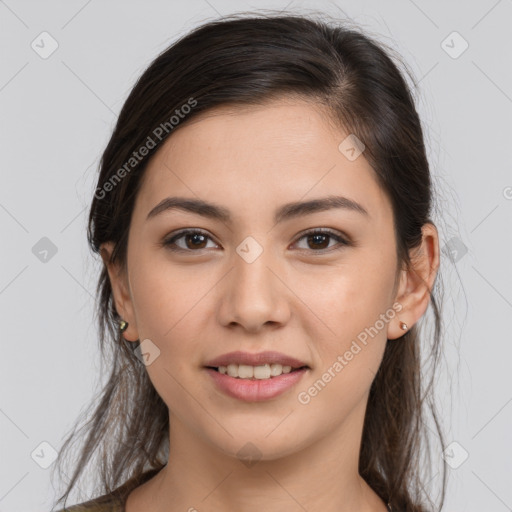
[129,255,223,383]
[128,259,212,414]
[130,253,202,338]
[294,266,392,421]
[296,254,396,363]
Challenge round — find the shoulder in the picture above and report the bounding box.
[53,493,122,512]
[52,467,163,512]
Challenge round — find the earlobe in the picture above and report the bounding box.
[387,316,409,341]
[99,242,140,342]
[118,319,138,343]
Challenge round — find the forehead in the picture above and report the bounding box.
[133,99,392,227]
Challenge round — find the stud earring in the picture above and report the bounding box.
[399,321,408,331]
[119,319,129,333]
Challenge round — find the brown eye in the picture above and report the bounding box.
[294,229,349,252]
[183,232,208,249]
[306,233,330,250]
[163,229,218,252]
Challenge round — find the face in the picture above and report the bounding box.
[105,98,408,462]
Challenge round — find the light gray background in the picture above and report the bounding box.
[1,1,511,511]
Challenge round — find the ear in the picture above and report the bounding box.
[387,223,440,340]
[100,241,139,342]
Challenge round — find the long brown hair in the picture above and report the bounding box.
[51,12,447,511]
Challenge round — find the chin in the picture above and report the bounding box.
[204,425,312,464]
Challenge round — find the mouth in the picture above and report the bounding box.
[204,363,310,402]
[203,351,310,401]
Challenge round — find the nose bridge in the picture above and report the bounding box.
[234,237,273,293]
[218,235,289,330]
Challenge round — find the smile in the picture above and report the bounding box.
[205,366,309,402]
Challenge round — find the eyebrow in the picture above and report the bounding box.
[146,195,369,224]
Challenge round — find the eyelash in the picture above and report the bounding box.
[161,228,351,254]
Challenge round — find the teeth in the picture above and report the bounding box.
[218,363,294,379]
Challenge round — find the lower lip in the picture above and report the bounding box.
[204,367,308,402]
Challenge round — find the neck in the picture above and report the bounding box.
[131,401,388,512]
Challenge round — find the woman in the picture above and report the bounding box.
[52,12,447,512]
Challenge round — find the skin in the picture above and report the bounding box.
[101,97,439,512]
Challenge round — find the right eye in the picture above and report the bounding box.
[162,229,220,252]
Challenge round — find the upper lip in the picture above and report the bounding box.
[204,351,309,369]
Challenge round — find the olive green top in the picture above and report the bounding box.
[54,468,162,511]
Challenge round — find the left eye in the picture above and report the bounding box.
[294,229,349,252]
[162,229,349,253]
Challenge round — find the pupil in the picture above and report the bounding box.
[188,234,206,249]
[309,234,328,249]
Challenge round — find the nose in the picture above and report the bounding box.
[216,244,291,333]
